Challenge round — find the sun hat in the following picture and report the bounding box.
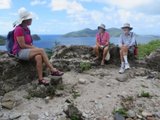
[121,23,133,30]
[17,8,33,25]
[98,24,106,30]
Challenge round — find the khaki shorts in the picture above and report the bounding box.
[17,49,31,60]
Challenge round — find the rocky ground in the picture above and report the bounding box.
[0,65,160,120]
[0,46,160,120]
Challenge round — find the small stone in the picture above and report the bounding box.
[127,110,136,118]
[155,112,160,118]
[142,111,153,117]
[44,112,49,117]
[90,79,95,83]
[116,74,128,82]
[1,101,15,110]
[44,96,50,104]
[78,78,87,84]
[114,113,125,120]
[0,112,4,117]
[126,118,134,120]
[136,113,142,119]
[106,95,111,98]
[147,116,155,120]
[28,114,39,120]
[9,113,21,119]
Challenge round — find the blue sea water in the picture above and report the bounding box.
[0,35,160,50]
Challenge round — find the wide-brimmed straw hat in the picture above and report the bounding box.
[17,8,33,25]
[121,23,133,30]
[98,24,106,30]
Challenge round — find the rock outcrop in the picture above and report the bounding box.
[146,49,160,72]
[50,45,136,72]
[0,52,38,96]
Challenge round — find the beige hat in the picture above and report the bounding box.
[121,23,133,30]
[98,24,106,30]
[17,8,33,25]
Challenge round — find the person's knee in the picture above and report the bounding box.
[35,55,42,62]
[104,47,109,51]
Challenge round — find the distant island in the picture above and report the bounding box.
[0,34,41,45]
[31,34,41,41]
[0,35,6,45]
[63,28,122,37]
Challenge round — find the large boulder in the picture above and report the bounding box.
[146,49,160,72]
[0,52,39,96]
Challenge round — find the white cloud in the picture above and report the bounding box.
[30,0,47,6]
[0,0,11,9]
[50,0,85,14]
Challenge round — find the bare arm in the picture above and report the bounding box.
[16,36,35,49]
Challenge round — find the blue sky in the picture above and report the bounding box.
[0,0,160,35]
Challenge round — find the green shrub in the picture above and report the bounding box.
[139,91,151,98]
[138,40,160,59]
[113,108,128,117]
[80,62,91,72]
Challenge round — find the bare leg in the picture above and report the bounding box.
[120,47,124,63]
[35,55,43,80]
[93,45,100,60]
[101,46,109,65]
[29,48,56,72]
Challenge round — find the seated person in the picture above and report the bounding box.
[94,24,110,65]
[12,8,63,86]
[119,23,137,74]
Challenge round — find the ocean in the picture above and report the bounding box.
[0,35,160,50]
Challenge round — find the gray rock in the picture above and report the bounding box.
[142,111,153,117]
[9,113,21,119]
[78,78,87,84]
[1,92,22,110]
[114,113,125,120]
[154,112,160,118]
[0,112,4,117]
[127,110,136,118]
[28,114,39,120]
[146,49,160,72]
[116,74,129,82]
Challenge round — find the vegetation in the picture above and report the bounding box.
[80,62,91,72]
[113,108,128,117]
[63,27,122,37]
[0,39,5,45]
[138,91,151,98]
[138,40,160,59]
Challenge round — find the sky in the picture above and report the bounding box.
[0,0,160,35]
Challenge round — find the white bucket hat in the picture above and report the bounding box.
[98,24,106,30]
[17,8,33,25]
[121,23,133,30]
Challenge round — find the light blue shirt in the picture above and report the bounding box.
[119,32,136,47]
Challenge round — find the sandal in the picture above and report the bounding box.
[38,79,50,86]
[51,70,64,76]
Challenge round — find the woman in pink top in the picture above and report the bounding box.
[13,8,63,86]
[94,24,110,65]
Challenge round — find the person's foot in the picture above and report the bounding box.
[93,57,99,61]
[51,70,64,76]
[38,79,50,86]
[119,67,125,74]
[125,63,130,70]
[101,60,105,66]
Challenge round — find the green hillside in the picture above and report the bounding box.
[0,36,5,45]
[63,28,122,37]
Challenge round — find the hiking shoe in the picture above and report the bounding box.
[125,63,130,70]
[119,67,125,74]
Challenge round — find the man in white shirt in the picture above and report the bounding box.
[119,23,136,74]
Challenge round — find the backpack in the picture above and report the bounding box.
[6,30,15,56]
[6,26,32,57]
